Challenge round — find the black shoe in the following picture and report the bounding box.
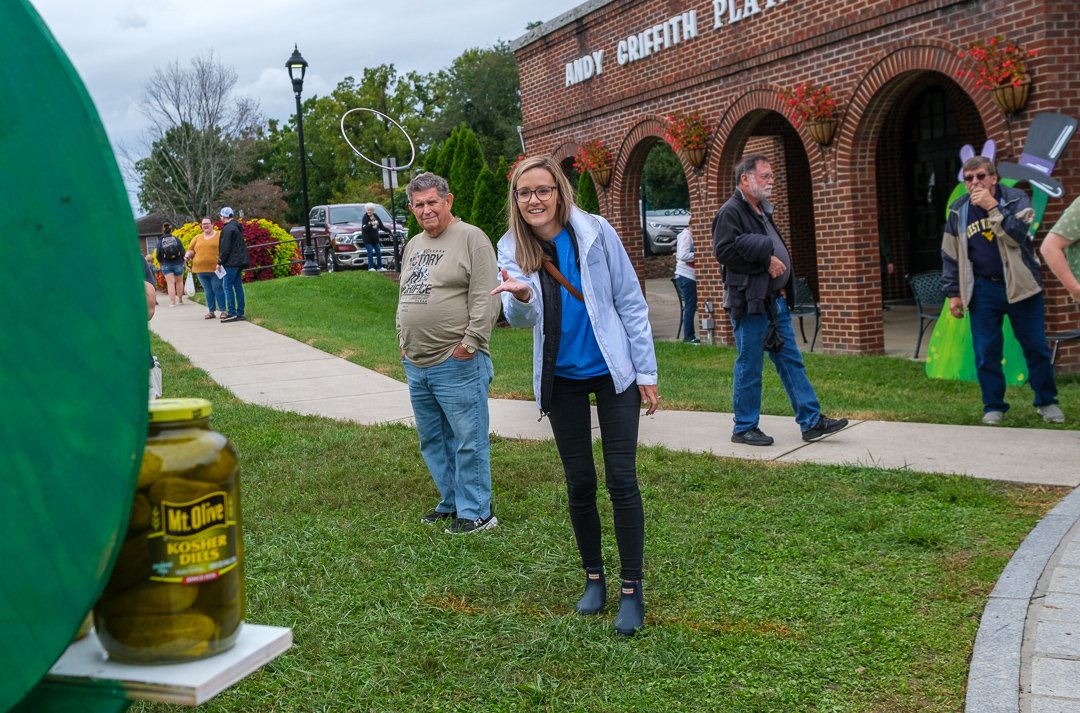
[445,512,498,534]
[614,580,644,636]
[576,567,606,615]
[221,314,245,323]
[802,415,848,442]
[731,428,774,446]
[420,509,455,524]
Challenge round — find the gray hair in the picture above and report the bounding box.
[406,172,450,202]
[734,154,770,184]
[962,156,996,175]
[365,202,377,211]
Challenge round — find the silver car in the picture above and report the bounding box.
[645,208,690,255]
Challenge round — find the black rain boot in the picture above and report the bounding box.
[576,566,606,615]
[614,579,644,636]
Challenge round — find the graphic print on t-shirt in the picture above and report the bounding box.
[400,248,445,302]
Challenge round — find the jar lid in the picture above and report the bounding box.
[149,398,213,423]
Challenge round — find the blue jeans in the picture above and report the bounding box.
[730,296,821,433]
[968,277,1057,412]
[674,275,697,341]
[196,272,225,314]
[365,242,382,269]
[404,352,494,521]
[222,267,245,317]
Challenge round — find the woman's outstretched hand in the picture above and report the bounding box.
[490,268,533,302]
[640,384,660,416]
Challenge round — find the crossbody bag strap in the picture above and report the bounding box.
[541,257,584,303]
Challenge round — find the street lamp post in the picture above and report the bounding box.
[287,45,320,277]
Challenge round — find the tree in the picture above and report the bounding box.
[577,170,600,214]
[470,164,507,247]
[264,65,424,223]
[642,144,689,210]
[424,44,523,166]
[131,52,263,220]
[449,127,486,216]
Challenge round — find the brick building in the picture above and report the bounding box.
[511,0,1080,364]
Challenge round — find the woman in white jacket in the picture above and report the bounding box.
[491,155,659,636]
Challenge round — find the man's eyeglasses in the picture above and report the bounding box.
[514,185,557,203]
[963,171,992,183]
[751,172,774,182]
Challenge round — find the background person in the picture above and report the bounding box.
[186,217,225,319]
[941,156,1063,425]
[155,221,185,307]
[217,207,249,323]
[397,172,500,535]
[674,226,699,343]
[712,154,847,446]
[1040,195,1080,303]
[361,203,387,271]
[491,156,659,637]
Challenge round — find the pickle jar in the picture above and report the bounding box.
[94,398,245,664]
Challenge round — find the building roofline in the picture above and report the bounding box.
[510,0,615,52]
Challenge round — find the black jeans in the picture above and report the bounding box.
[548,374,644,581]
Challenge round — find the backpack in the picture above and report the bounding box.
[160,234,182,261]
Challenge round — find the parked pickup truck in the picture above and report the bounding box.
[289,203,406,272]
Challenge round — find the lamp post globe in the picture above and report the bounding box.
[287,45,319,277]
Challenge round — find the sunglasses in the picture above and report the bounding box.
[963,171,992,182]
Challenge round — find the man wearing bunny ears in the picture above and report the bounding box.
[941,156,1063,426]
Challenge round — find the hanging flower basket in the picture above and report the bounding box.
[780,82,840,146]
[574,139,613,189]
[806,119,838,146]
[957,35,1036,115]
[991,76,1031,114]
[590,167,612,188]
[683,146,707,169]
[662,111,712,169]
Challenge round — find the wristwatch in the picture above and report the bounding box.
[462,344,476,355]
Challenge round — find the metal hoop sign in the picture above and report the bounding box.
[339,107,416,171]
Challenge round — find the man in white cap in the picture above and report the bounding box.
[217,207,249,322]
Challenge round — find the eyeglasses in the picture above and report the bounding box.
[963,171,992,182]
[751,172,774,182]
[514,185,557,203]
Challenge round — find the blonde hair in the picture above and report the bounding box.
[506,155,577,274]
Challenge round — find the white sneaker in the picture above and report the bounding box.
[368,268,376,271]
[982,410,1004,426]
[1037,404,1065,423]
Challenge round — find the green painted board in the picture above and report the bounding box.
[0,1,146,710]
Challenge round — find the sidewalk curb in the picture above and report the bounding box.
[967,487,1080,712]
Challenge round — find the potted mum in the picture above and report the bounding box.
[663,110,712,168]
[957,35,1036,114]
[574,139,613,188]
[779,81,839,146]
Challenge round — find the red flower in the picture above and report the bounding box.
[959,35,1034,91]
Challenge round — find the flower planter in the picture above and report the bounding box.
[991,78,1031,114]
[591,167,612,188]
[683,147,706,169]
[806,119,838,146]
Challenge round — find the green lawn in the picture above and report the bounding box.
[131,335,1065,713]
[234,271,1080,428]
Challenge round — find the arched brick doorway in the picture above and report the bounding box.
[869,72,984,300]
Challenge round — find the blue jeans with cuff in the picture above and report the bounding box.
[730,296,821,434]
[404,351,494,521]
[968,276,1057,413]
[196,272,225,313]
[222,266,245,317]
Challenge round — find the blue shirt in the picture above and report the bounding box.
[552,228,609,379]
[966,189,1005,279]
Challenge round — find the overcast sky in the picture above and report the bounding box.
[30,0,583,210]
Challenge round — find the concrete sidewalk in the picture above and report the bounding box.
[150,293,1080,712]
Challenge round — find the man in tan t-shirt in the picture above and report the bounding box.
[397,172,500,534]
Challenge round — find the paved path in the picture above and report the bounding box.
[150,292,1080,712]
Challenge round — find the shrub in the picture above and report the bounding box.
[149,218,300,288]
